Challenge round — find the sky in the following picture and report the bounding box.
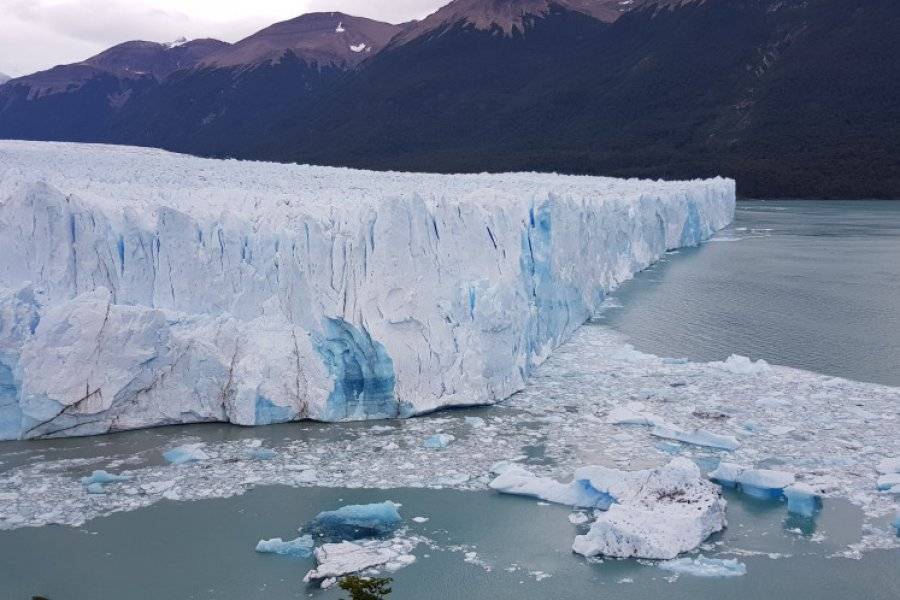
[0,0,448,77]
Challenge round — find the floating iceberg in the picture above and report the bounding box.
[80,470,132,486]
[423,434,455,449]
[255,535,314,557]
[716,355,771,375]
[163,443,210,465]
[784,483,823,517]
[709,463,795,499]
[876,473,900,492]
[306,502,402,540]
[658,556,747,577]
[0,140,734,439]
[572,458,727,560]
[246,447,277,461]
[651,425,740,451]
[606,402,665,426]
[489,465,614,509]
[303,536,421,585]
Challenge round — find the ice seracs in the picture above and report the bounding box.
[0,141,734,439]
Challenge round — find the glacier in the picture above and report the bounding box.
[0,140,734,439]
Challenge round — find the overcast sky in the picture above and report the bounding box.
[0,0,447,77]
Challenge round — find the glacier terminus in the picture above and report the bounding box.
[0,141,734,439]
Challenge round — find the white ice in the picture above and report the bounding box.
[0,140,734,439]
[658,556,747,578]
[651,425,740,451]
[489,464,613,509]
[163,443,210,465]
[709,463,795,499]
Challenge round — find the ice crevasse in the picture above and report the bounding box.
[0,141,735,439]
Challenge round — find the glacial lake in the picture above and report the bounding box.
[1,200,899,599]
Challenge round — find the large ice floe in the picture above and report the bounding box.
[493,457,727,559]
[0,140,734,439]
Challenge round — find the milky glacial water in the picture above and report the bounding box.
[1,200,898,599]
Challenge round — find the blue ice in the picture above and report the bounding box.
[163,443,209,464]
[255,535,314,557]
[80,470,133,486]
[305,501,402,540]
[784,484,822,517]
[424,434,455,449]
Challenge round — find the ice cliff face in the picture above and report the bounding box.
[0,141,734,439]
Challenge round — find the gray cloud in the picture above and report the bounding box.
[0,0,446,77]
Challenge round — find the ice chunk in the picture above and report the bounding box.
[489,465,614,509]
[411,516,429,523]
[606,402,665,426]
[163,443,210,464]
[709,463,795,499]
[893,512,900,533]
[572,458,727,559]
[876,458,900,474]
[80,470,132,486]
[658,556,747,577]
[255,535,314,557]
[246,447,276,460]
[306,501,402,540]
[303,541,396,582]
[568,512,591,525]
[464,416,486,428]
[85,483,107,494]
[876,473,900,491]
[717,355,771,375]
[423,434,455,449]
[784,483,823,517]
[651,425,740,451]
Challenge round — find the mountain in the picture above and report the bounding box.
[251,0,900,199]
[107,13,406,156]
[0,38,228,141]
[0,73,10,85]
[1,0,898,199]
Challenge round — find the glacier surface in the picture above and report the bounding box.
[0,141,734,439]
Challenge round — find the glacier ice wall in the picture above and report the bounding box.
[0,141,735,439]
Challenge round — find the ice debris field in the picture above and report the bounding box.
[0,140,733,439]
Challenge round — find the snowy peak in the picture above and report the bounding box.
[200,12,404,69]
[394,0,660,43]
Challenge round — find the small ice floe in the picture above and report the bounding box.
[876,458,900,475]
[651,425,740,451]
[303,536,420,585]
[423,434,455,449]
[255,535,314,557]
[572,458,727,560]
[464,416,486,428]
[568,512,591,525]
[784,484,823,517]
[411,516,429,523]
[85,483,107,494]
[306,501,402,540]
[709,463,795,499]
[246,447,276,461]
[80,470,132,487]
[303,541,396,583]
[163,443,210,464]
[876,473,900,492]
[606,402,664,426]
[893,512,900,534]
[658,556,747,578]
[716,355,771,375]
[349,43,367,53]
[489,465,614,509]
